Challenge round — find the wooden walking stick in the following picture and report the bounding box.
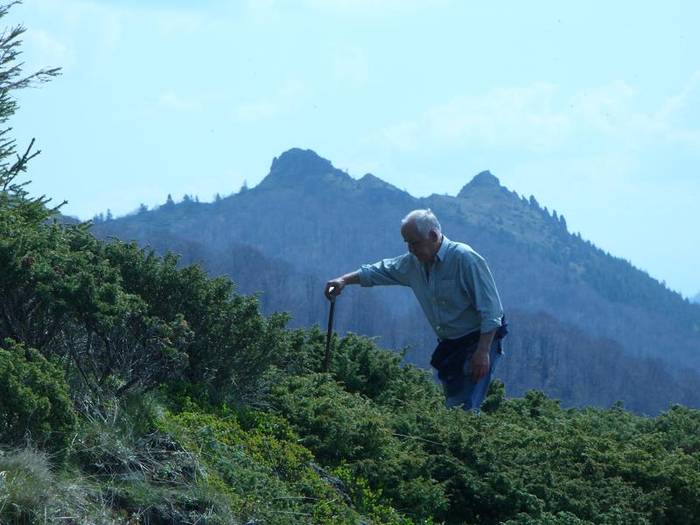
[323,289,336,373]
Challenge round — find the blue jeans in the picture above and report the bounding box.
[442,338,503,412]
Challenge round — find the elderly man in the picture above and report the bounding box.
[324,209,506,411]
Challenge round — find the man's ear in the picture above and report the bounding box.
[429,230,439,242]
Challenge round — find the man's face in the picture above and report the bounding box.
[401,223,439,264]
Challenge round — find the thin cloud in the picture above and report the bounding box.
[23,28,75,70]
[232,78,308,123]
[15,0,124,68]
[157,90,203,112]
[234,100,277,122]
[333,48,369,88]
[370,76,700,154]
[657,70,700,119]
[655,70,700,148]
[370,82,571,153]
[304,0,451,15]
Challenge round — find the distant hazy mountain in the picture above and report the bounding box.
[692,292,700,304]
[92,148,700,412]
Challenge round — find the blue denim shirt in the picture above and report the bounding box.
[358,236,503,339]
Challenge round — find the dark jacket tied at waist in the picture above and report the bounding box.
[430,316,509,382]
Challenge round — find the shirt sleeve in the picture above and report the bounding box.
[358,253,412,287]
[459,250,504,333]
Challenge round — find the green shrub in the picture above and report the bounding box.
[160,408,363,524]
[271,374,393,464]
[270,373,451,521]
[104,242,293,405]
[0,339,76,452]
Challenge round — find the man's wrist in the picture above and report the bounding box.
[475,345,490,356]
[475,329,496,355]
[341,271,360,286]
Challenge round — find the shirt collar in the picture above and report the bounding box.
[435,234,449,262]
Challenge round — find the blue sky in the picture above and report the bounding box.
[9,0,700,297]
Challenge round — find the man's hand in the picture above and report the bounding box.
[470,329,496,381]
[470,348,490,382]
[324,271,361,300]
[325,278,345,300]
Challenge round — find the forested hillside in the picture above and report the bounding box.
[92,149,700,414]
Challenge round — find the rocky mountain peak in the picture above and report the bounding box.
[471,170,501,186]
[258,148,351,190]
[358,173,403,192]
[457,170,502,198]
[271,148,333,175]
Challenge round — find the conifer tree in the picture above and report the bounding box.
[0,3,61,222]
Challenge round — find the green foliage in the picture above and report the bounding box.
[1,185,296,403]
[159,407,374,524]
[0,338,76,452]
[272,374,394,464]
[266,333,700,524]
[0,219,194,399]
[103,241,291,404]
[651,404,700,454]
[270,373,451,521]
[2,175,295,404]
[482,378,506,413]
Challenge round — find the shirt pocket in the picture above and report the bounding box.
[437,278,466,309]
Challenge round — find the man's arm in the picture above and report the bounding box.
[470,329,496,381]
[325,254,412,300]
[458,251,503,382]
[460,254,504,335]
[325,271,360,300]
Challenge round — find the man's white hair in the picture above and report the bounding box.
[401,209,442,238]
